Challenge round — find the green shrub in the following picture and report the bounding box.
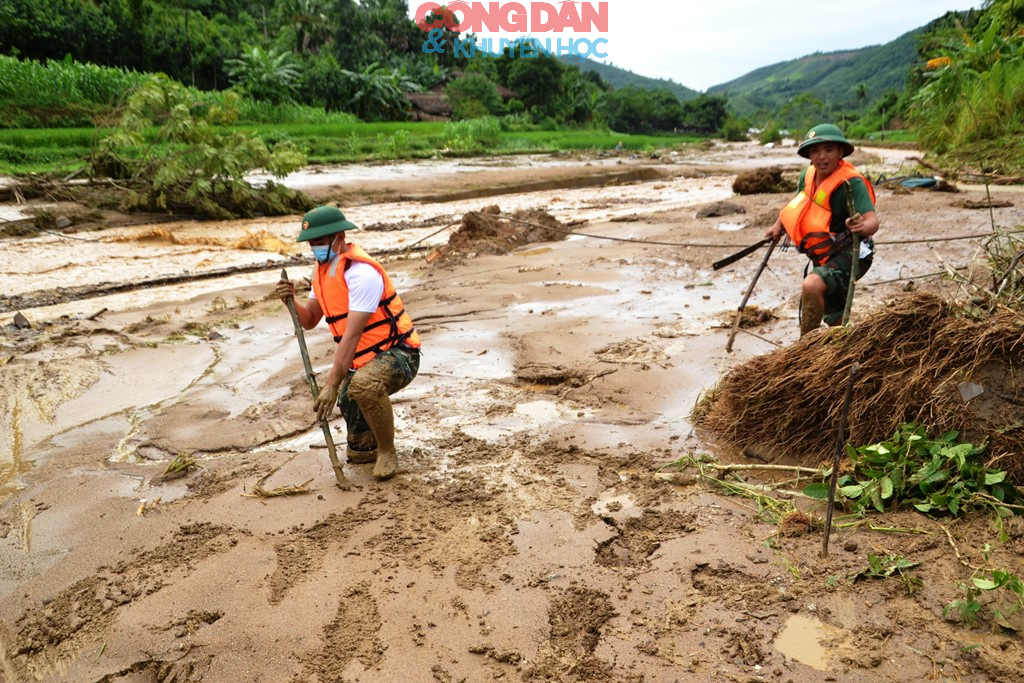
[443,116,501,151]
[445,73,503,121]
[721,117,748,142]
[760,122,783,144]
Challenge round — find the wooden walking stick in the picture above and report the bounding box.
[281,268,353,491]
[840,180,861,326]
[821,362,859,557]
[725,238,777,353]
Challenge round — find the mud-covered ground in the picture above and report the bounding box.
[2,142,1024,683]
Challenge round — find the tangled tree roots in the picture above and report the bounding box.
[694,293,1024,481]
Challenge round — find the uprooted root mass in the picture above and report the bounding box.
[433,205,567,261]
[695,292,1024,481]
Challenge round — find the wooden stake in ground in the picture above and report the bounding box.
[841,180,861,326]
[821,362,859,557]
[282,268,353,491]
[725,238,777,353]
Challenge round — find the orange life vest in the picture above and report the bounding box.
[312,243,421,369]
[778,160,876,266]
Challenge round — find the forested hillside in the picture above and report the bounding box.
[559,57,699,101]
[708,29,922,121]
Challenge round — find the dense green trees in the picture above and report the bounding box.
[0,0,727,132]
[445,73,503,120]
[599,89,728,135]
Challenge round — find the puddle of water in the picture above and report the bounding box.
[451,396,566,443]
[515,399,561,423]
[773,614,834,671]
[52,345,216,444]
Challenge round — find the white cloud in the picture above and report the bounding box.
[597,0,984,90]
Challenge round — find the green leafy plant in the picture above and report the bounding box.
[803,424,1020,519]
[165,452,201,475]
[340,62,420,122]
[946,553,1024,631]
[443,116,501,152]
[850,553,922,594]
[90,74,311,218]
[225,46,301,105]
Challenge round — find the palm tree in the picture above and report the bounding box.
[341,62,421,121]
[282,0,331,55]
[225,46,301,104]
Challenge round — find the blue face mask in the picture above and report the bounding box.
[312,244,336,263]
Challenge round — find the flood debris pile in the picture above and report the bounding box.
[718,304,777,329]
[695,292,1024,481]
[731,166,796,195]
[433,205,568,261]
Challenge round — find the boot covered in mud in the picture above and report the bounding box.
[363,396,397,479]
[799,292,825,337]
[346,445,377,464]
[344,426,377,464]
[347,373,399,480]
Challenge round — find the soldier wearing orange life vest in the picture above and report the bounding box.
[276,206,421,480]
[766,124,880,336]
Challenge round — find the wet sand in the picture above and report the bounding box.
[2,141,1024,682]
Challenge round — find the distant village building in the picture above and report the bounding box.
[406,71,518,121]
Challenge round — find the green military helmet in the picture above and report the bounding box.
[797,123,855,159]
[296,205,359,242]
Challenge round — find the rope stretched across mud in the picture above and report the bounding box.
[694,292,1024,481]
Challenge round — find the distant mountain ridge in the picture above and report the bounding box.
[558,57,700,101]
[564,25,921,116]
[706,27,922,117]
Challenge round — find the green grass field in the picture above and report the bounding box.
[0,122,704,176]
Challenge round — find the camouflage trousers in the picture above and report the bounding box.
[339,345,420,453]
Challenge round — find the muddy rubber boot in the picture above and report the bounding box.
[356,393,398,480]
[800,293,825,337]
[346,446,377,464]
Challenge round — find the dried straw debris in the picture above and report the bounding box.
[695,293,1024,481]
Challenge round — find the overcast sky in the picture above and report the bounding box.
[411,0,985,91]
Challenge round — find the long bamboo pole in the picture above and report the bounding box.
[282,269,352,491]
[821,362,859,557]
[841,180,861,326]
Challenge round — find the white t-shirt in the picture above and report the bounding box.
[309,261,385,313]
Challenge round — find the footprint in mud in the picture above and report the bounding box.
[91,655,213,682]
[299,582,383,679]
[595,508,697,568]
[525,586,616,681]
[690,563,789,611]
[268,507,383,604]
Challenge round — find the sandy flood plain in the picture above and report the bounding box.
[2,142,1024,682]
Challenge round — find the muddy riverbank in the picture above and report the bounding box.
[2,141,1023,682]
